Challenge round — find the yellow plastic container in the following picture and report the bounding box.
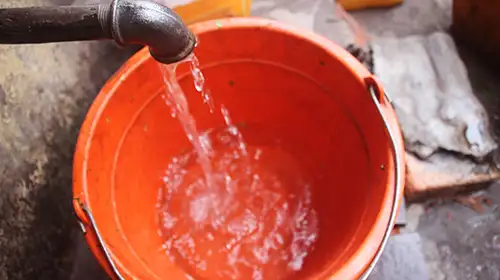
[173,0,252,25]
[338,0,402,11]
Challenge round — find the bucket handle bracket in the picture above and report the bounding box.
[364,76,394,105]
[74,198,125,280]
[359,77,404,280]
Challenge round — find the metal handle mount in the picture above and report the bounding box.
[358,78,404,280]
[74,199,125,280]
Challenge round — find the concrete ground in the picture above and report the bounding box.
[418,187,500,280]
[1,0,500,279]
[370,186,500,280]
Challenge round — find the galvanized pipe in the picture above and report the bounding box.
[0,0,196,64]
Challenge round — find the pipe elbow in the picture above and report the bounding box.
[106,0,196,64]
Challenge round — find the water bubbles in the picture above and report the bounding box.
[199,133,213,157]
[275,233,284,245]
[189,194,211,223]
[206,232,215,241]
[252,268,263,280]
[158,146,319,279]
[254,149,262,160]
[162,212,177,229]
[288,253,305,271]
[157,55,318,279]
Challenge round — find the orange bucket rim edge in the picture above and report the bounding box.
[72,17,404,280]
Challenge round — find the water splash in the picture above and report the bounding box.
[189,54,215,112]
[159,60,214,188]
[156,54,319,279]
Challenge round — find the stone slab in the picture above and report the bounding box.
[373,32,499,200]
[373,33,497,159]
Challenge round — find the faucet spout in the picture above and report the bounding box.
[107,0,196,64]
[0,0,195,64]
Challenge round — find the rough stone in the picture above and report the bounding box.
[372,30,500,199]
[373,33,497,160]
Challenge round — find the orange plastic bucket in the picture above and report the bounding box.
[73,18,405,280]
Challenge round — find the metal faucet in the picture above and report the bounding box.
[0,0,196,64]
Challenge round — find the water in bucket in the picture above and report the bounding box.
[156,54,319,279]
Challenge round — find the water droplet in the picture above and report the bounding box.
[492,234,500,249]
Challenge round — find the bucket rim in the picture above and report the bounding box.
[73,17,405,280]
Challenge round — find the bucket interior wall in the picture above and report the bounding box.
[78,20,393,279]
